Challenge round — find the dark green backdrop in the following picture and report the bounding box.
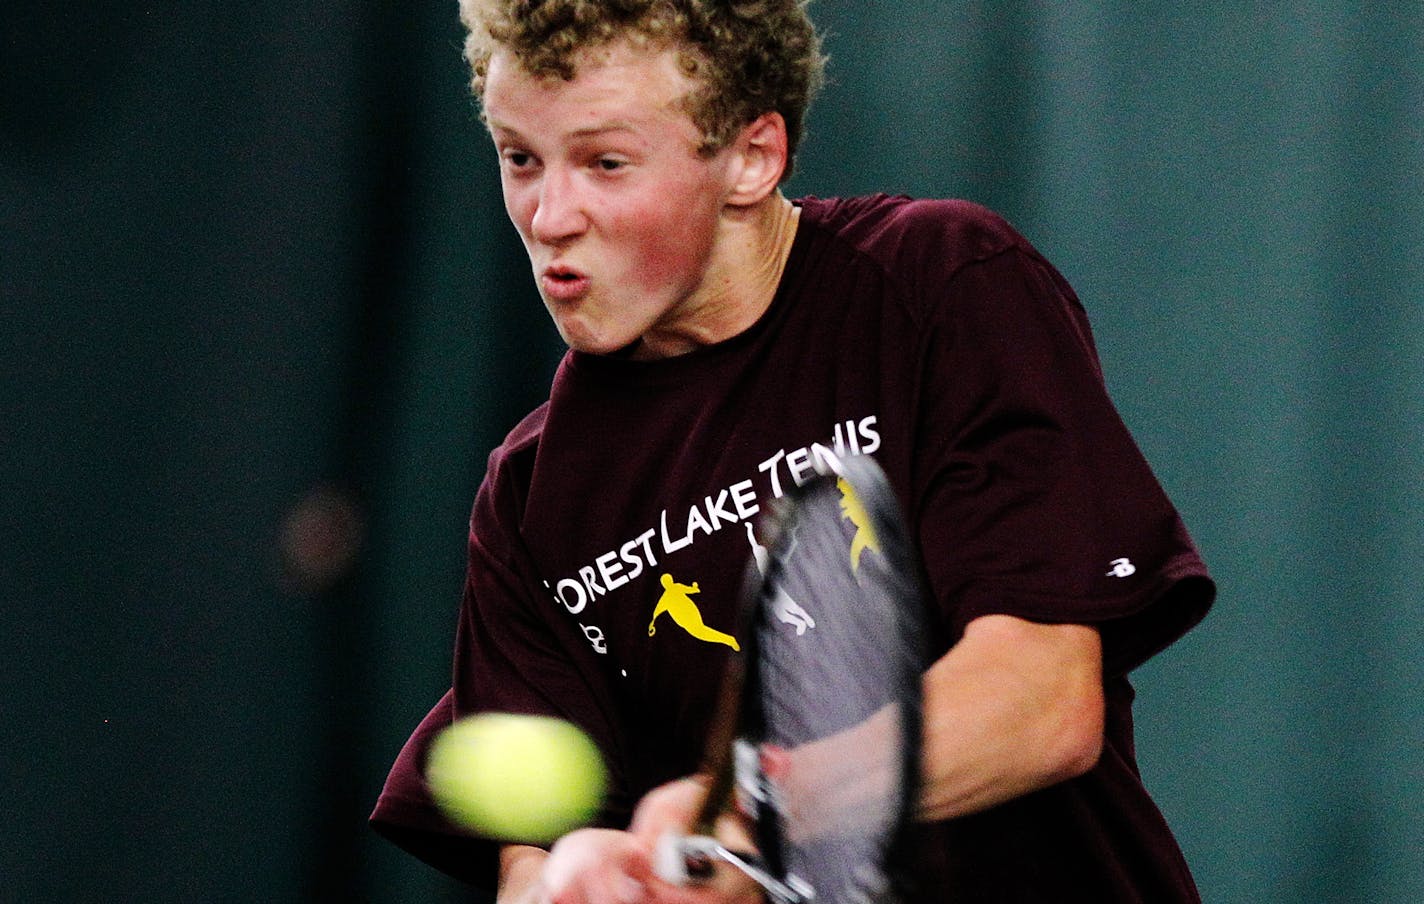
[4,2,1420,901]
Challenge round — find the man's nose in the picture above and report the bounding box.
[530,167,588,244]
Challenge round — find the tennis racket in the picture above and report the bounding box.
[655,453,927,904]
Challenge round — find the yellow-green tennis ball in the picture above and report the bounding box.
[426,713,608,844]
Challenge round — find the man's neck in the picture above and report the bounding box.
[632,193,801,360]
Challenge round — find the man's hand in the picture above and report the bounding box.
[498,831,652,904]
[628,776,708,848]
[544,829,657,904]
[497,777,762,904]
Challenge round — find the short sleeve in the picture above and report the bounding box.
[912,245,1213,675]
[369,441,634,891]
[369,689,493,885]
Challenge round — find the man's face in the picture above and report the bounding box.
[483,40,740,358]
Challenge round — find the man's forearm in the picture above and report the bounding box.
[917,614,1105,821]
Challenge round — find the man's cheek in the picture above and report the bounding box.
[630,237,692,290]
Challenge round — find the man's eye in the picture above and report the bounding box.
[503,151,533,168]
[596,158,626,172]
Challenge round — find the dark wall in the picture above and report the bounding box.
[3,2,554,899]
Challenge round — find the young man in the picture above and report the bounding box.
[371,2,1216,902]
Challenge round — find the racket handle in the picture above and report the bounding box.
[654,833,812,904]
[652,831,697,885]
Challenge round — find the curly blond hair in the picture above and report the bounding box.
[458,0,825,177]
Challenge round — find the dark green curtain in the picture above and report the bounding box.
[4,2,1419,901]
[788,7,1421,901]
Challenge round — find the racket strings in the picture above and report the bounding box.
[748,465,924,904]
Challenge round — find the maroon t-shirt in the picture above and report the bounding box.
[371,195,1215,901]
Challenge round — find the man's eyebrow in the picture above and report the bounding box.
[485,119,521,140]
[568,122,638,138]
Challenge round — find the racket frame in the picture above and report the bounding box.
[658,453,926,904]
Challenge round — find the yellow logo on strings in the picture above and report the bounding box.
[838,477,880,573]
[648,573,740,651]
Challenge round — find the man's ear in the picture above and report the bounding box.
[726,112,789,206]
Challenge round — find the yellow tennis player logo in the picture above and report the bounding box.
[838,476,880,573]
[648,573,741,651]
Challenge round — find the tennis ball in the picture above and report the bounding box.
[426,713,608,844]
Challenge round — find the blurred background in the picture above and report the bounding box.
[2,2,1419,901]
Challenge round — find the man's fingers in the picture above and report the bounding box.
[629,776,709,845]
[543,829,654,904]
[549,871,646,904]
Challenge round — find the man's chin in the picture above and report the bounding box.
[558,325,643,358]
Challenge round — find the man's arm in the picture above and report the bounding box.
[496,614,1103,903]
[918,613,1104,820]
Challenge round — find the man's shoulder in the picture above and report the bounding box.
[503,400,551,453]
[799,193,1030,276]
[792,194,1041,319]
[480,399,550,501]
[468,397,551,544]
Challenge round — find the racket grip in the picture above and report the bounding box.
[653,832,691,884]
[653,833,716,885]
[654,834,811,904]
